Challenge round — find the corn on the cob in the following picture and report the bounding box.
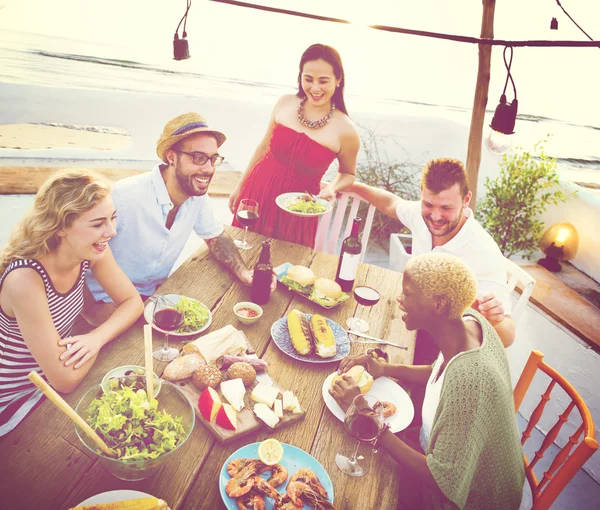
[309,314,336,358]
[69,497,168,510]
[287,309,314,355]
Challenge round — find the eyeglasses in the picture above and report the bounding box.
[174,150,224,167]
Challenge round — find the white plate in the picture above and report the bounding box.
[275,192,333,217]
[322,372,414,433]
[75,490,157,506]
[144,294,212,337]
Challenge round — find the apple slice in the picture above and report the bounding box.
[215,403,237,430]
[198,387,222,422]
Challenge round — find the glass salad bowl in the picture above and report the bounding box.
[74,375,195,481]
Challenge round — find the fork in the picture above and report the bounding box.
[304,190,318,202]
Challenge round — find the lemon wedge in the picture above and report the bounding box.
[258,438,284,466]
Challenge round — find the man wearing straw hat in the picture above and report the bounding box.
[85,112,274,323]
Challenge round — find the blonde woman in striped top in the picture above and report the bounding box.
[0,170,143,437]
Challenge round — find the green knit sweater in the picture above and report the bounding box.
[423,309,525,509]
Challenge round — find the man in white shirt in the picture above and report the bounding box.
[348,157,515,352]
[85,112,274,323]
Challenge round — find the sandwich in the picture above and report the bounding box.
[330,365,374,394]
[280,265,316,295]
[310,278,348,307]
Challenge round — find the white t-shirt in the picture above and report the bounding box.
[396,200,512,315]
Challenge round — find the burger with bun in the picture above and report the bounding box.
[311,278,348,307]
[280,265,316,295]
[330,365,374,394]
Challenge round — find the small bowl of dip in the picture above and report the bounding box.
[233,302,263,325]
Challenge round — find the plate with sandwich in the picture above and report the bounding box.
[323,367,414,433]
[271,309,350,363]
[275,263,349,309]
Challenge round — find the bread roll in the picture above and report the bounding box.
[287,265,316,287]
[314,278,343,301]
[330,365,374,394]
[192,364,222,390]
[163,352,204,381]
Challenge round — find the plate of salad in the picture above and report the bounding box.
[275,192,332,217]
[144,294,212,337]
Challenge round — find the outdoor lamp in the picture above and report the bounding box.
[173,34,190,60]
[550,17,559,30]
[485,46,518,156]
[538,222,579,272]
[173,0,192,61]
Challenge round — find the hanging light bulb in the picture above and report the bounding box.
[485,95,518,155]
[173,0,192,61]
[486,46,518,155]
[550,17,559,30]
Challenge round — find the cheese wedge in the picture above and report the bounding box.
[250,383,279,408]
[183,325,247,363]
[282,390,295,411]
[273,398,284,418]
[220,378,246,412]
[254,403,280,428]
[293,396,302,414]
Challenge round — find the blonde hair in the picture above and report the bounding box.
[0,170,112,274]
[405,253,477,319]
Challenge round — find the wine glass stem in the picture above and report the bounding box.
[243,226,248,246]
[163,332,169,353]
[348,440,361,465]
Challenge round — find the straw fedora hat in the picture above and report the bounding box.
[156,112,227,163]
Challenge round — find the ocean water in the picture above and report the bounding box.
[1,29,599,186]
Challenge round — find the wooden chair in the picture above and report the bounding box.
[503,257,536,324]
[513,350,598,509]
[314,191,376,263]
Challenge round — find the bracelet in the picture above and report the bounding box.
[371,422,391,448]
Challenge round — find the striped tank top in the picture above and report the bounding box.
[0,258,90,437]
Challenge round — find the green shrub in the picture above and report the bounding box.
[355,126,421,241]
[477,140,570,259]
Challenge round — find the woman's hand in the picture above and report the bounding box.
[317,186,337,203]
[58,333,104,369]
[229,186,242,214]
[329,375,361,413]
[337,353,387,379]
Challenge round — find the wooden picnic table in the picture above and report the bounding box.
[0,226,416,510]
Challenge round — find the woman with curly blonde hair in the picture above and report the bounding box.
[0,170,143,437]
[332,253,524,509]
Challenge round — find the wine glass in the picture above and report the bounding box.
[151,296,183,362]
[346,285,380,333]
[336,394,384,477]
[234,199,259,250]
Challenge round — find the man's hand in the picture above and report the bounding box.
[473,292,505,326]
[329,375,361,413]
[239,268,277,294]
[58,333,103,369]
[337,353,386,379]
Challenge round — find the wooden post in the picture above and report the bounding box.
[466,0,496,211]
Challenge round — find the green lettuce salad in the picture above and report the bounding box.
[87,386,185,460]
[287,196,328,214]
[280,275,313,296]
[175,296,209,333]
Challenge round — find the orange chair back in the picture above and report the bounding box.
[513,350,598,510]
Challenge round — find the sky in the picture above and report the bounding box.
[0,0,599,125]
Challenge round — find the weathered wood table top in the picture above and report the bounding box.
[0,226,415,510]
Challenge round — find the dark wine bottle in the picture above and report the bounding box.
[251,241,272,305]
[335,217,362,292]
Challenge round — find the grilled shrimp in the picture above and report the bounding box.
[273,494,302,509]
[228,458,257,477]
[287,481,336,509]
[263,463,289,488]
[289,468,327,497]
[226,462,261,498]
[236,487,266,510]
[253,476,280,498]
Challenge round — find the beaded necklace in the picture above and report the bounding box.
[297,98,336,129]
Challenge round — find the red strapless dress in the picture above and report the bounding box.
[232,123,337,247]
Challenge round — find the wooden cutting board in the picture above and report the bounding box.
[177,332,306,444]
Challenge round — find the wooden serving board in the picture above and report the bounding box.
[177,332,306,444]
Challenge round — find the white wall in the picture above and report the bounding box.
[507,299,600,483]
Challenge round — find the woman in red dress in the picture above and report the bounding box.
[229,44,360,248]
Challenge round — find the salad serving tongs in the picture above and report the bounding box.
[347,330,408,350]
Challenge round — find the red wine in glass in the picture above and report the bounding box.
[153,307,184,331]
[345,412,382,442]
[236,210,259,228]
[347,286,380,333]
